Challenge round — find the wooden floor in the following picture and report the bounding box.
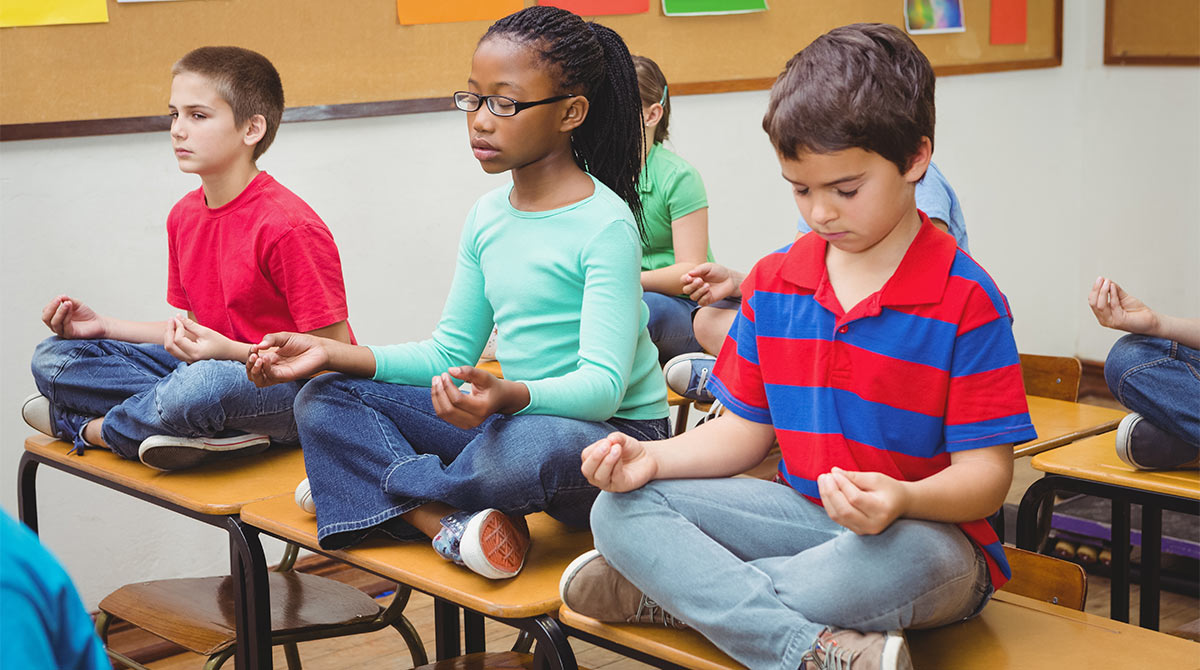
[145,394,1198,669]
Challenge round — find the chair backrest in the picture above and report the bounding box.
[1020,354,1082,402]
[999,545,1087,610]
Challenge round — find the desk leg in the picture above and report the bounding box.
[465,610,486,653]
[1110,500,1130,623]
[434,599,461,660]
[528,615,577,670]
[1015,476,1055,552]
[17,452,40,535]
[227,517,272,670]
[1140,503,1162,630]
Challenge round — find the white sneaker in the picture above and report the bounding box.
[21,393,55,437]
[138,433,271,472]
[295,477,316,514]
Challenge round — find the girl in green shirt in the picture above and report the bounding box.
[248,7,669,579]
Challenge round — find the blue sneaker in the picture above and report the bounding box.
[663,353,717,403]
[432,509,530,580]
[21,393,95,455]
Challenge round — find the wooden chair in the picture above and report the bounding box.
[96,543,426,670]
[1020,353,1082,402]
[999,545,1087,610]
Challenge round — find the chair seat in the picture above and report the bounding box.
[99,572,382,656]
[413,651,593,670]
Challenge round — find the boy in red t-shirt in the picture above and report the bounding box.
[24,46,353,471]
[560,24,1036,669]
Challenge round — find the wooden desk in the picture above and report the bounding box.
[559,591,1199,669]
[1017,431,1200,629]
[18,435,307,669]
[241,494,595,668]
[1019,396,1126,458]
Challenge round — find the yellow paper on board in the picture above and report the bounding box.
[1,0,108,27]
[397,0,523,26]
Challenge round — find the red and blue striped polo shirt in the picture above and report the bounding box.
[709,216,1037,589]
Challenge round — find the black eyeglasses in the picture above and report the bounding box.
[453,91,573,117]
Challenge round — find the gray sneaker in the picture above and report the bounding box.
[138,433,271,471]
[1115,413,1199,470]
[559,550,687,629]
[800,628,911,670]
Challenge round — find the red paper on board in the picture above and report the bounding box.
[537,0,649,16]
[990,0,1027,45]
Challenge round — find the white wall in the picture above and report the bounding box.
[1,0,1197,608]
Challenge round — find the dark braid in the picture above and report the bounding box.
[484,7,646,234]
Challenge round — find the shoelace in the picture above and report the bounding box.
[800,636,856,670]
[691,365,710,395]
[634,594,686,628]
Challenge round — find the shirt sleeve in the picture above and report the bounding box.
[708,267,772,424]
[943,288,1037,451]
[664,162,708,221]
[165,210,188,311]
[370,207,494,384]
[263,223,350,333]
[517,219,643,421]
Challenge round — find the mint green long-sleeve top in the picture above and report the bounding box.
[369,176,668,422]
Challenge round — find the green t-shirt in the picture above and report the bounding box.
[369,175,668,422]
[638,143,714,273]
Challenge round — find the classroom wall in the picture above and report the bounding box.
[0,0,1196,609]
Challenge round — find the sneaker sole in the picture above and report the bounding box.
[459,509,528,579]
[881,630,912,670]
[559,549,602,604]
[1114,413,1144,469]
[139,434,271,472]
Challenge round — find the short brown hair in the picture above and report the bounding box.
[173,46,284,160]
[632,55,670,145]
[762,23,934,174]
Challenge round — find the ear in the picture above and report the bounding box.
[560,96,589,133]
[242,114,267,148]
[642,103,664,129]
[902,136,933,183]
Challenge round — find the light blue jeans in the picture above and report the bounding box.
[1105,334,1200,447]
[30,337,302,459]
[643,292,703,365]
[294,374,670,550]
[592,478,991,670]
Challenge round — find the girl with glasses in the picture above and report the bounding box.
[246,6,669,580]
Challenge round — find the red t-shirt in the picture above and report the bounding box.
[166,172,353,344]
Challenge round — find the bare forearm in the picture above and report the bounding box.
[645,414,776,480]
[324,340,379,377]
[641,262,701,296]
[1152,314,1200,350]
[899,446,1013,523]
[103,318,169,344]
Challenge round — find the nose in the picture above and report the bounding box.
[809,196,836,227]
[170,117,185,140]
[470,107,496,133]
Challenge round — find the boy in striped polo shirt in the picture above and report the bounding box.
[561,23,1036,670]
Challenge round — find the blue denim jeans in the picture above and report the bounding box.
[643,292,703,365]
[1105,334,1200,447]
[592,478,991,670]
[30,337,302,459]
[294,373,670,550]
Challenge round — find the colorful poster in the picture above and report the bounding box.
[904,0,965,34]
[662,0,768,17]
[539,0,649,15]
[1,0,107,27]
[397,0,523,26]
[989,0,1026,45]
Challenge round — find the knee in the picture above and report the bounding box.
[154,360,246,425]
[1104,334,1166,397]
[294,373,355,418]
[590,486,656,537]
[31,337,77,383]
[692,307,732,354]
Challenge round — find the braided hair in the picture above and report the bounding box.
[484,6,645,233]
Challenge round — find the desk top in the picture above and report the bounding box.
[240,494,594,619]
[560,591,1199,670]
[1018,396,1125,458]
[1030,431,1200,500]
[23,435,307,516]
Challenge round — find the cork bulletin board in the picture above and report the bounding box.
[1104,0,1200,66]
[0,0,1062,140]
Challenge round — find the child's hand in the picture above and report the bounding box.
[164,315,240,363]
[1088,276,1159,335]
[430,366,516,429]
[681,263,738,305]
[41,295,107,339]
[247,332,327,387]
[580,432,657,492]
[817,467,909,535]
